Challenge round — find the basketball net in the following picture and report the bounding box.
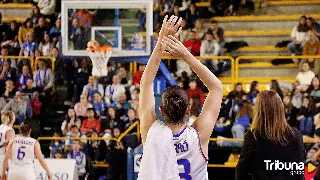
[88,49,112,77]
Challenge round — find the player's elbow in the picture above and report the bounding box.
[208,80,223,93]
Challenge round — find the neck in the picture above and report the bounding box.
[73,150,79,154]
[167,122,186,134]
[88,117,94,120]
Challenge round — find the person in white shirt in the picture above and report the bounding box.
[105,75,125,106]
[200,31,221,73]
[287,16,309,57]
[296,61,315,91]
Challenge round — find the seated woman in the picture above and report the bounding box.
[296,61,315,91]
[61,107,81,135]
[80,108,101,135]
[246,81,259,105]
[217,101,253,147]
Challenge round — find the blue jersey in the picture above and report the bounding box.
[173,126,208,180]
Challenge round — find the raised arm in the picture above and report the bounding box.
[161,35,223,150]
[139,15,182,145]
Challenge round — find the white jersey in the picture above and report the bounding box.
[10,136,36,169]
[0,124,14,156]
[173,126,208,180]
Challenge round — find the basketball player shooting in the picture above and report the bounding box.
[139,15,223,179]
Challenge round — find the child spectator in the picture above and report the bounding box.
[80,108,101,134]
[65,125,87,147]
[297,96,315,135]
[246,81,259,105]
[186,79,205,117]
[75,94,92,119]
[307,76,320,105]
[53,150,63,159]
[20,32,37,57]
[183,31,201,56]
[93,92,108,118]
[22,78,37,96]
[49,131,64,158]
[296,62,315,90]
[19,65,33,90]
[217,101,253,147]
[283,95,299,127]
[61,107,82,135]
[67,140,87,180]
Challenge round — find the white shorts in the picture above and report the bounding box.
[8,167,36,180]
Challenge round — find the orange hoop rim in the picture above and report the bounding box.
[87,45,112,53]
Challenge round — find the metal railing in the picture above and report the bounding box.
[0,56,33,70]
[34,57,56,73]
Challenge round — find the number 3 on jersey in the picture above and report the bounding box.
[17,146,26,160]
[177,159,191,180]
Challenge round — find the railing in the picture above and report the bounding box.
[0,56,33,70]
[34,57,56,73]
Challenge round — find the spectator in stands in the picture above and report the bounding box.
[22,78,37,96]
[0,60,17,88]
[297,96,315,135]
[75,94,92,119]
[118,66,133,89]
[53,150,63,159]
[291,81,303,109]
[222,83,246,120]
[210,20,225,55]
[93,92,108,118]
[129,89,140,111]
[288,16,309,58]
[186,79,205,117]
[18,65,33,90]
[170,5,186,20]
[67,140,87,180]
[0,47,9,65]
[80,108,101,134]
[82,76,104,102]
[38,33,53,56]
[30,5,42,25]
[246,81,259,105]
[76,59,91,100]
[270,79,284,99]
[106,107,123,132]
[0,13,6,42]
[34,59,54,105]
[33,0,57,26]
[86,130,102,162]
[133,64,145,87]
[20,32,37,57]
[18,18,34,45]
[306,17,320,40]
[34,16,49,43]
[123,108,139,134]
[2,79,17,100]
[217,101,253,147]
[0,96,6,112]
[76,9,94,28]
[283,95,299,127]
[49,18,61,44]
[184,31,201,56]
[65,125,87,147]
[192,19,205,40]
[105,75,126,106]
[303,31,320,72]
[200,31,220,72]
[296,61,315,91]
[107,127,126,180]
[307,76,320,106]
[227,83,246,100]
[2,91,32,123]
[69,18,85,50]
[4,20,19,42]
[61,107,82,135]
[98,63,115,89]
[179,19,190,43]
[29,92,42,117]
[186,4,199,28]
[112,92,131,112]
[49,131,63,158]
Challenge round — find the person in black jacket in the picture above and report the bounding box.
[235,90,304,180]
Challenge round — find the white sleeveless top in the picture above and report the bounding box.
[10,136,36,168]
[173,126,209,180]
[0,124,14,156]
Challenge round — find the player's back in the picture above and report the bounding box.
[0,124,13,156]
[173,126,208,180]
[10,135,36,169]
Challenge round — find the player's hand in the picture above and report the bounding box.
[158,15,182,41]
[47,174,52,180]
[1,174,7,180]
[161,35,189,59]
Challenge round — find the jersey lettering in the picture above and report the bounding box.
[175,140,189,153]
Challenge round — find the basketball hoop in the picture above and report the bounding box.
[88,47,112,77]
